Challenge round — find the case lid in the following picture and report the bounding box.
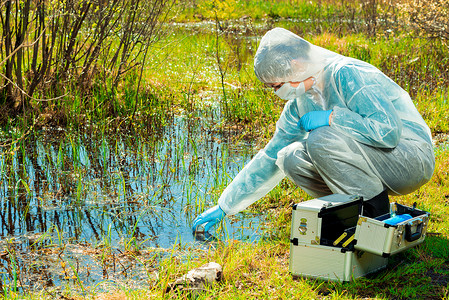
[361,189,390,218]
[293,194,362,213]
[317,196,363,247]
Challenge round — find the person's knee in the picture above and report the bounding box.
[277,142,308,177]
[306,127,340,161]
[306,127,360,168]
[282,151,300,177]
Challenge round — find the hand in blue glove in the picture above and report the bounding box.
[192,205,226,232]
[298,110,333,132]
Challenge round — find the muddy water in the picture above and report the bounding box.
[0,117,267,292]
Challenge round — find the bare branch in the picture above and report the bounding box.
[0,72,68,102]
[0,29,45,67]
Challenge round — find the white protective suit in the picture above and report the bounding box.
[218,28,435,216]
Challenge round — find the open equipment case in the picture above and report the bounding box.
[289,190,430,281]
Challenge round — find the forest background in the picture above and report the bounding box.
[1,0,449,299]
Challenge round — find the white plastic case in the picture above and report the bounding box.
[289,243,387,281]
[289,194,429,281]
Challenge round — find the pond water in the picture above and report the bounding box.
[0,114,268,293]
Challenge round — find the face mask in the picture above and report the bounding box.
[275,82,306,100]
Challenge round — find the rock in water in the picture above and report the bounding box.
[166,262,223,294]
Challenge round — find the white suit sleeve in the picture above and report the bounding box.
[218,99,305,215]
[217,150,285,216]
[331,65,403,148]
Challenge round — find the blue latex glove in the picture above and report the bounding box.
[298,110,332,132]
[192,205,226,232]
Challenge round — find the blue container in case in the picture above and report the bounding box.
[383,214,413,226]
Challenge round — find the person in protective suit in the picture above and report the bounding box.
[192,27,435,232]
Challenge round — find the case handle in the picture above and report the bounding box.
[405,219,424,242]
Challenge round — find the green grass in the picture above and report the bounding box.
[175,0,363,24]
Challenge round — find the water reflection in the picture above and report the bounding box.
[0,116,266,292]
